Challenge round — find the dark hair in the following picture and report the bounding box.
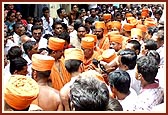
[74,19,82,31]
[136,56,158,83]
[62,23,68,32]
[10,57,27,74]
[85,17,94,25]
[70,76,109,111]
[43,34,53,40]
[58,31,70,44]
[31,24,43,33]
[65,59,82,73]
[77,25,89,33]
[106,98,123,111]
[144,39,157,50]
[13,22,23,32]
[154,9,163,16]
[146,50,160,65]
[147,27,156,36]
[36,70,51,78]
[108,70,131,94]
[118,49,137,69]
[52,21,63,30]
[71,4,78,10]
[47,47,53,55]
[33,17,43,25]
[128,40,141,55]
[7,46,22,60]
[57,8,64,17]
[90,8,96,12]
[23,40,37,54]
[42,6,49,13]
[38,48,48,54]
[6,10,15,20]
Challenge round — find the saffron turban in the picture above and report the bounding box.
[136,24,147,33]
[4,75,39,110]
[81,37,94,49]
[131,28,142,38]
[125,12,133,17]
[123,23,135,31]
[85,34,97,43]
[48,37,65,51]
[101,49,117,63]
[103,14,112,20]
[32,54,55,71]
[108,34,123,44]
[95,21,105,29]
[64,48,84,62]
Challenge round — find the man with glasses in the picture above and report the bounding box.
[31,24,47,49]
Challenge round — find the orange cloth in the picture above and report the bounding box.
[142,8,149,15]
[125,12,133,17]
[107,31,120,36]
[136,24,147,33]
[85,34,97,43]
[145,17,155,21]
[130,19,138,26]
[48,37,65,51]
[144,20,157,27]
[95,21,105,29]
[141,12,148,17]
[4,75,39,110]
[122,36,131,49]
[83,51,100,71]
[108,34,123,44]
[64,48,84,62]
[111,21,122,30]
[50,60,71,91]
[103,14,111,20]
[106,21,122,31]
[131,28,142,38]
[106,21,113,29]
[31,54,55,71]
[81,37,94,49]
[123,23,135,31]
[101,49,117,63]
[127,17,135,23]
[98,35,110,50]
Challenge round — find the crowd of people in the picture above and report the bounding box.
[3,3,165,111]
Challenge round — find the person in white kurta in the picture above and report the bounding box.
[119,88,138,111]
[133,56,164,111]
[108,70,136,111]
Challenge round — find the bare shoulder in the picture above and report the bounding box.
[60,83,71,99]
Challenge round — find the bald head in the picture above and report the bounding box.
[20,35,31,44]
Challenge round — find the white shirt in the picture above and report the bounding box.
[156,65,165,89]
[41,16,53,34]
[23,53,32,78]
[56,17,69,26]
[133,83,164,111]
[119,88,138,111]
[156,45,164,66]
[13,32,21,46]
[70,36,81,48]
[127,69,141,95]
[38,37,48,49]
[3,63,11,88]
